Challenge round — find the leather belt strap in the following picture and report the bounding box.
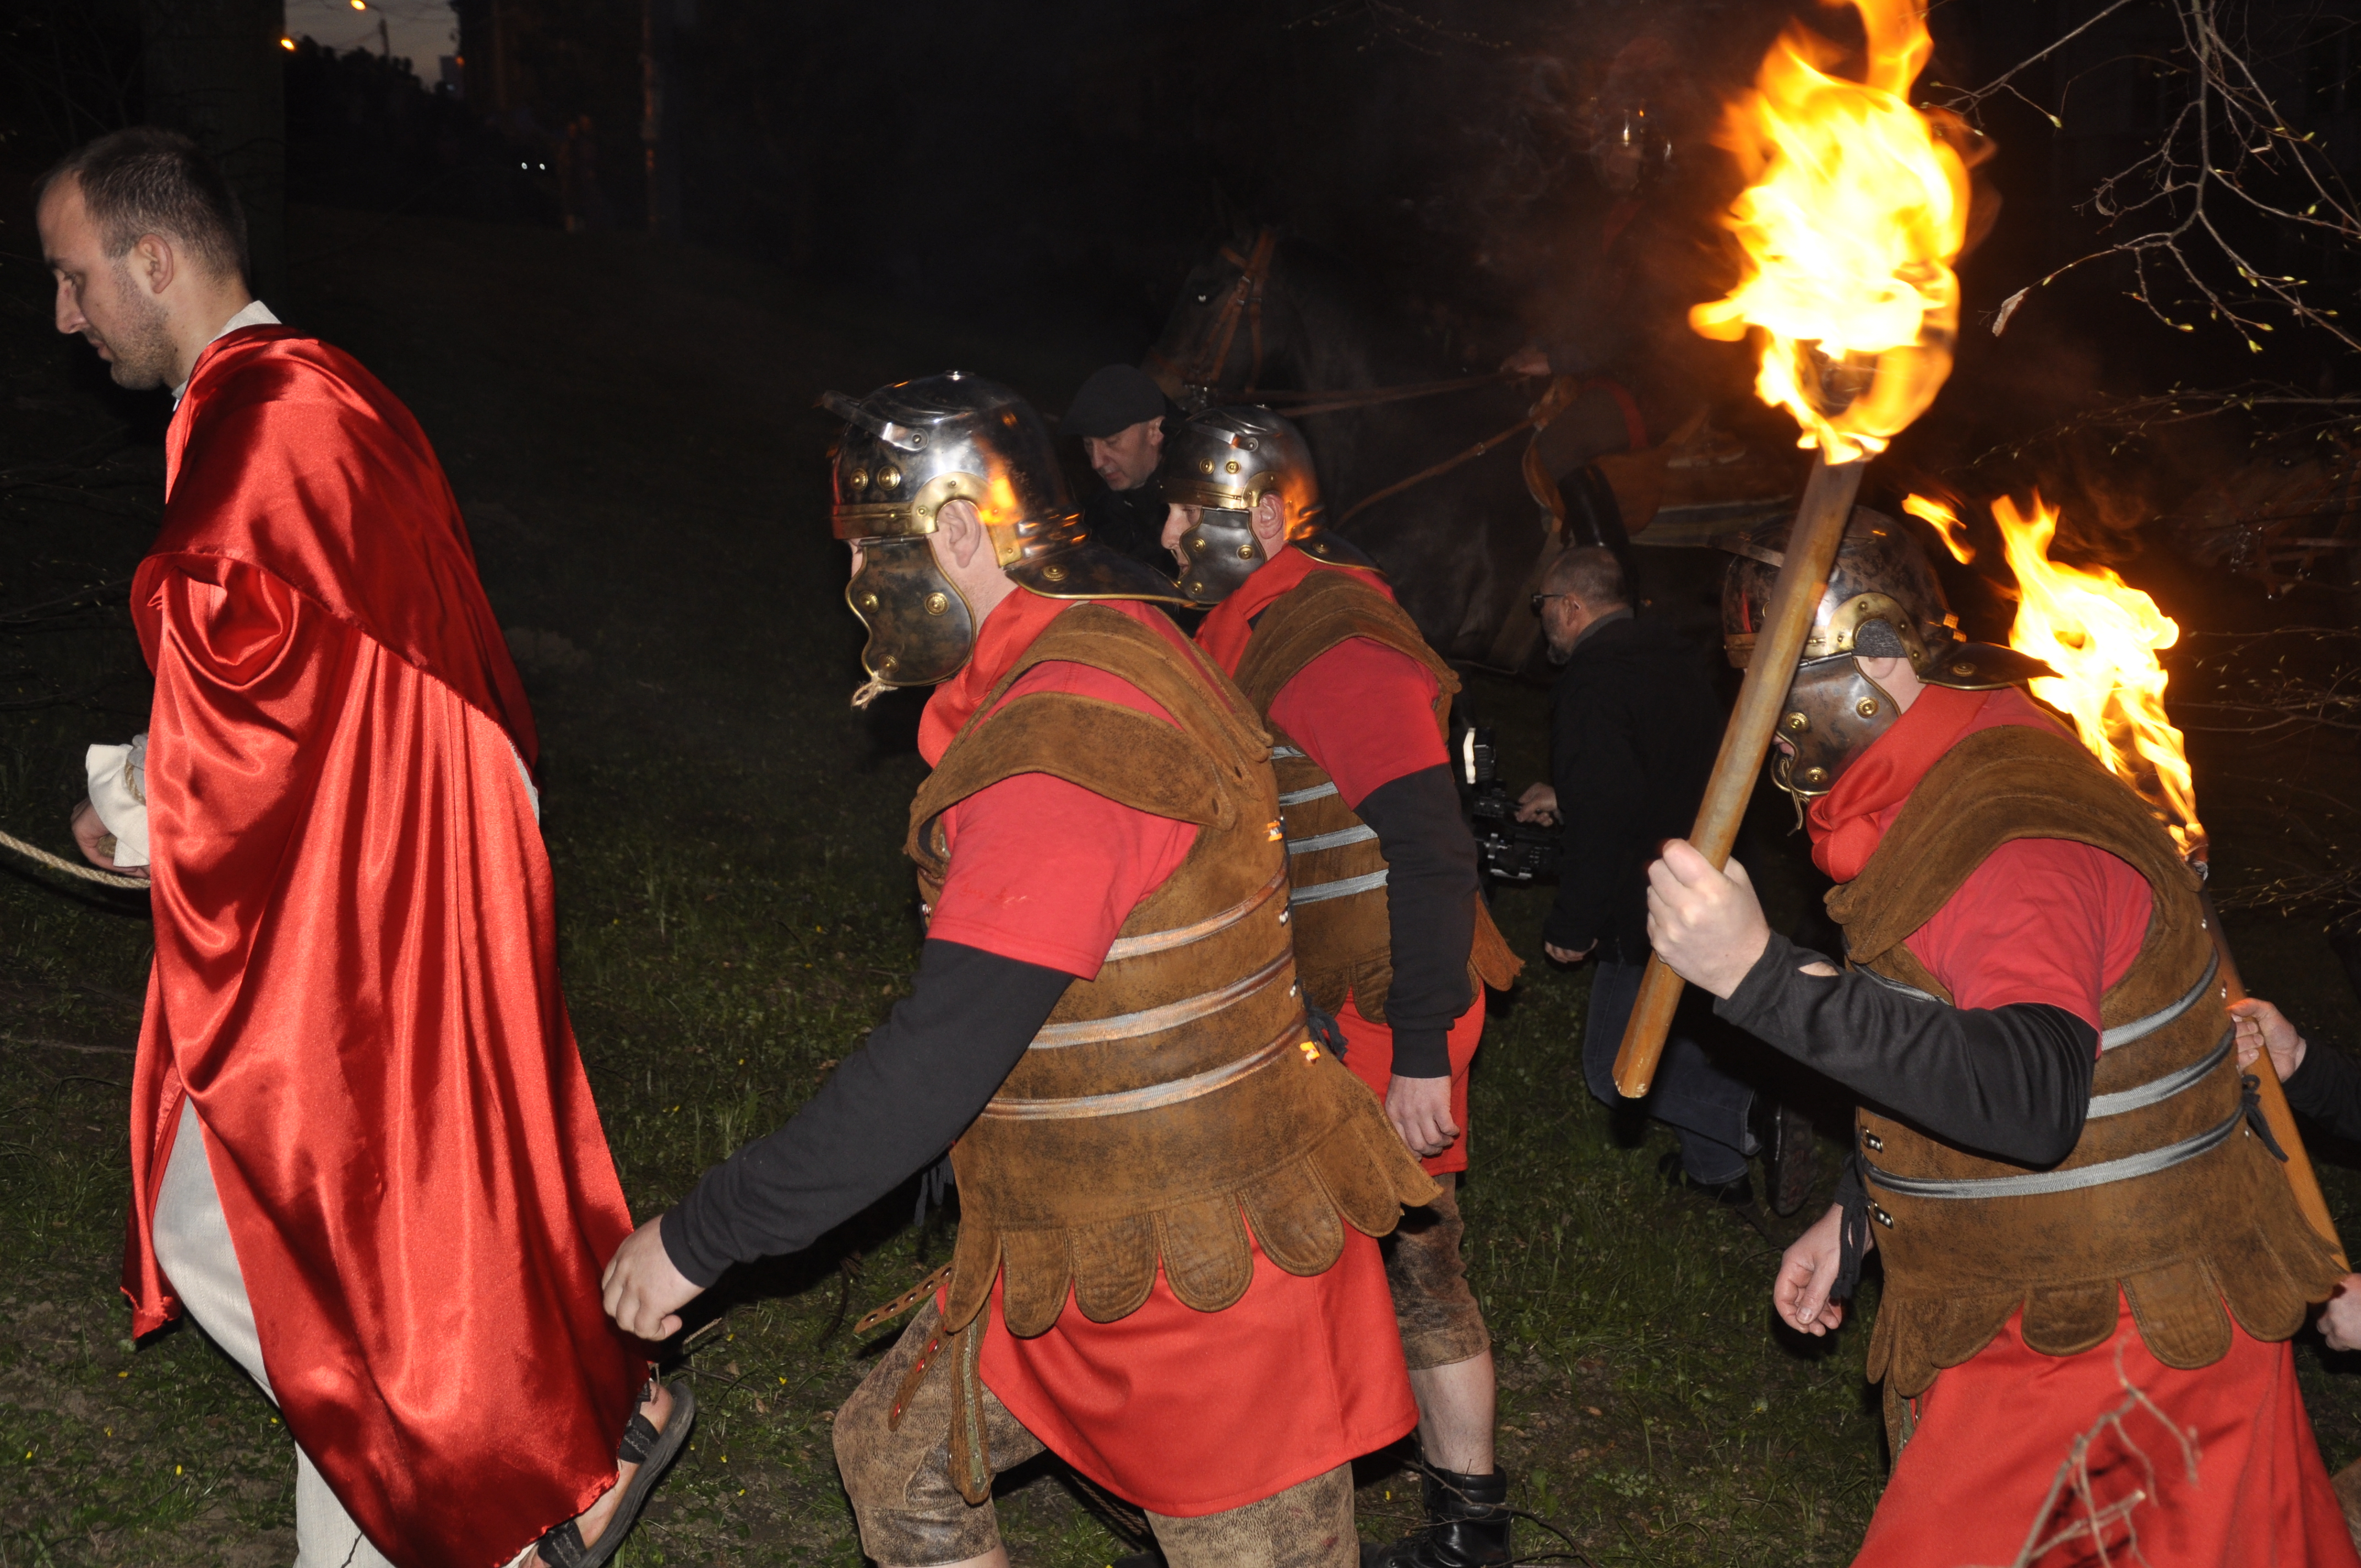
[1865,1104,2245,1200]
[1278,781,1338,805]
[1286,823,1377,854]
[2086,1028,2233,1120]
[1857,948,2220,1053]
[1028,949,1293,1049]
[1102,861,1287,961]
[2100,950,2220,1050]
[1289,867,1389,905]
[981,1021,1305,1120]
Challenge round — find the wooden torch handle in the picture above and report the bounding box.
[1612,453,1867,1098]
[2198,890,2347,1270]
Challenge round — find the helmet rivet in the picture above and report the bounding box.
[1225,460,1242,474]
[879,655,899,672]
[1857,697,1879,717]
[1184,578,1202,594]
[848,469,869,491]
[860,592,880,610]
[1043,564,1068,582]
[1803,766,1827,785]
[1952,661,1974,675]
[1199,459,1215,473]
[923,592,949,616]
[1783,711,1809,732]
[1189,536,1209,554]
[877,467,901,491]
[1237,543,1255,559]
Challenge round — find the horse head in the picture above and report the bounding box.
[1145,227,1294,406]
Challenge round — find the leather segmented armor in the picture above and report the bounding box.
[1231,567,1523,1019]
[906,603,1439,1339]
[1829,723,2342,1398]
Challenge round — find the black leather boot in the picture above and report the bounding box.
[1361,1465,1512,1567]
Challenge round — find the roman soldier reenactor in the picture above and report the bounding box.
[1160,407,1525,1568]
[1644,510,2357,1565]
[601,373,1438,1567]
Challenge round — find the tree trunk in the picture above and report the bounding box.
[138,0,285,301]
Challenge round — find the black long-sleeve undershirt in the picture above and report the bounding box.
[2283,1038,2361,1146]
[1715,932,2099,1167]
[1353,764,1481,1078]
[661,939,1070,1288]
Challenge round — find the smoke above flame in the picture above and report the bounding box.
[1689,0,1971,464]
[1984,491,2205,856]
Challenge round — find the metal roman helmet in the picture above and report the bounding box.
[1720,507,2054,800]
[826,371,1188,705]
[1161,405,1378,606]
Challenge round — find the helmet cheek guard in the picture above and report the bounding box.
[1171,507,1267,605]
[1771,656,1905,799]
[845,537,976,693]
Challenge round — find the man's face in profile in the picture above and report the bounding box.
[1084,418,1164,492]
[39,178,178,391]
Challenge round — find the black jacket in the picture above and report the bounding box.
[1543,613,1722,961]
[2284,1037,2361,1145]
[1082,479,1179,578]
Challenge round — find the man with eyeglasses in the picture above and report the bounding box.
[1515,548,1793,1212]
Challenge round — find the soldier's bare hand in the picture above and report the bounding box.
[2229,998,2307,1084]
[1644,839,1769,999]
[1386,1074,1459,1158]
[1514,783,1558,824]
[1773,1204,1854,1336]
[602,1216,701,1343]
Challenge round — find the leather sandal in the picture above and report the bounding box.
[537,1379,697,1567]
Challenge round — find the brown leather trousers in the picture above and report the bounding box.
[834,1300,1360,1566]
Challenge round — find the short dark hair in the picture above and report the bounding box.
[1545,546,1629,609]
[36,127,248,283]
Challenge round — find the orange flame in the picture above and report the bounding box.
[1690,0,1970,464]
[1991,492,2204,856]
[1902,493,1975,562]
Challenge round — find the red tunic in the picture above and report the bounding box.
[1198,546,1483,1174]
[123,329,645,1568]
[1813,685,2357,1568]
[921,587,1416,1516]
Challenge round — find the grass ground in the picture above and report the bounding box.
[4,204,2361,1567]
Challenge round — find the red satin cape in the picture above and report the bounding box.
[121,329,645,1567]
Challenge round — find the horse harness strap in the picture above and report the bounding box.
[1336,373,1595,527]
[1149,228,1277,395]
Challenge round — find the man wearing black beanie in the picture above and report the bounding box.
[1065,363,1180,576]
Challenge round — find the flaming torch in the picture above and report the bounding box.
[1613,0,1974,1097]
[1919,492,2346,1263]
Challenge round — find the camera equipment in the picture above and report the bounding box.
[1456,721,1562,885]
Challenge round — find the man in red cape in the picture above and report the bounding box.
[40,128,687,1568]
[1647,509,2354,1567]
